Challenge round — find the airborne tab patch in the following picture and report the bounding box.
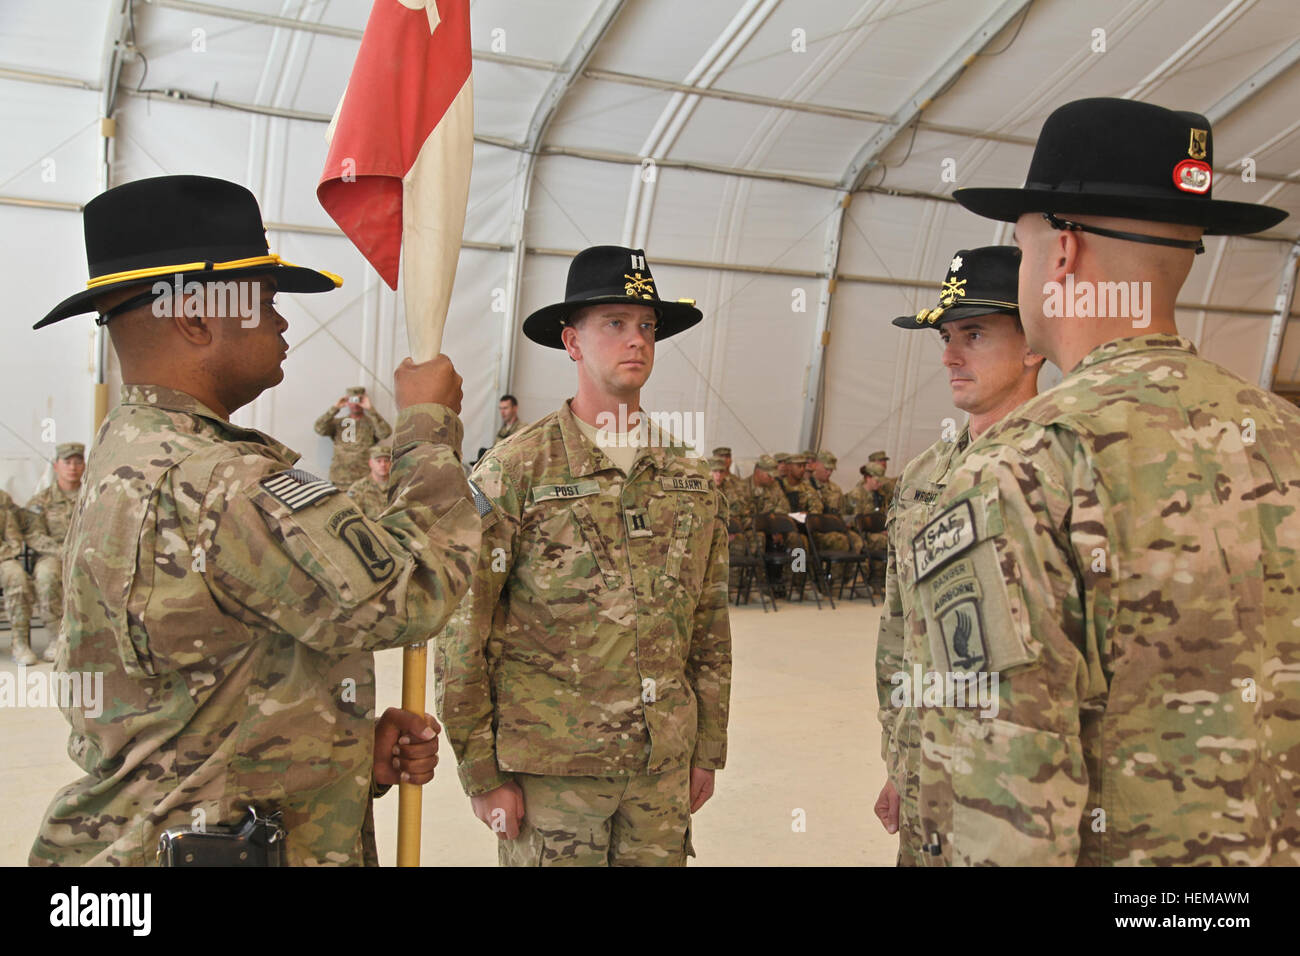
[912,499,976,581]
[260,468,338,512]
[660,476,708,492]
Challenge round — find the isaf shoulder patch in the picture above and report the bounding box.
[912,499,976,581]
[260,468,339,511]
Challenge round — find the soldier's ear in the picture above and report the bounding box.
[560,325,581,362]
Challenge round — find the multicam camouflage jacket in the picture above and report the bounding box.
[30,385,480,867]
[751,479,789,517]
[0,490,25,563]
[346,475,388,521]
[815,478,846,515]
[843,483,887,518]
[22,482,79,557]
[909,334,1300,865]
[314,405,393,487]
[778,477,824,514]
[436,400,732,796]
[494,419,522,445]
[718,473,755,534]
[874,423,970,866]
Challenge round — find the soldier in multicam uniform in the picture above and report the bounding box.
[0,489,35,663]
[753,455,809,595]
[27,175,480,866]
[869,246,1040,863]
[907,97,1300,864]
[494,394,522,445]
[21,442,86,662]
[866,450,896,509]
[810,451,845,514]
[315,386,393,486]
[750,455,787,518]
[437,245,730,867]
[712,446,749,513]
[346,441,392,520]
[777,453,824,514]
[710,456,758,588]
[807,451,862,584]
[844,462,888,533]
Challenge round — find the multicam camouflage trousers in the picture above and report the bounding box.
[0,558,32,633]
[31,555,62,634]
[812,531,865,583]
[499,767,693,867]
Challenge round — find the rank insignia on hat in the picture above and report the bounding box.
[949,255,963,273]
[260,469,338,511]
[939,277,967,306]
[1173,159,1212,195]
[624,272,655,298]
[1188,128,1208,160]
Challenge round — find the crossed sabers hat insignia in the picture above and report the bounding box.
[624,272,655,298]
[916,277,966,324]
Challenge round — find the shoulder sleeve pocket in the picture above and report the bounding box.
[245,483,401,609]
[913,482,1037,677]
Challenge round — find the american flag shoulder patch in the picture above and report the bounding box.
[260,468,339,512]
[467,478,492,517]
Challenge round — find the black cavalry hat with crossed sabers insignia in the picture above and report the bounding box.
[893,246,1019,329]
[522,245,703,349]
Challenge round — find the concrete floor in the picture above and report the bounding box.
[1,597,895,866]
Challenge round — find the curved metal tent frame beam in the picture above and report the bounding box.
[494,0,629,429]
[798,0,1032,451]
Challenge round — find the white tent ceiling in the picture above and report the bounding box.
[3,0,1299,496]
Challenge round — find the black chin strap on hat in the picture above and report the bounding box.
[1042,212,1205,255]
[95,287,167,326]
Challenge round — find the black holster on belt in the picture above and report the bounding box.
[157,806,287,867]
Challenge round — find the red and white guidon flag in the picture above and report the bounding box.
[318,0,473,360]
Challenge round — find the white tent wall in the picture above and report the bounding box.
[2,0,1299,507]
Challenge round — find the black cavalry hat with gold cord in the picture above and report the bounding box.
[893,246,1019,329]
[35,175,341,329]
[522,245,702,349]
[953,98,1287,236]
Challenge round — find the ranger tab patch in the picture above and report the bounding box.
[912,499,976,581]
[260,469,338,512]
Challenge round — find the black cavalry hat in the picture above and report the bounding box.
[953,98,1286,236]
[522,245,703,349]
[36,175,341,329]
[893,246,1019,329]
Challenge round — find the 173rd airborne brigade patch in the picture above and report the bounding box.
[912,500,988,674]
[260,468,396,584]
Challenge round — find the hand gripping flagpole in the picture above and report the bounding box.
[395,3,474,869]
[318,0,474,868]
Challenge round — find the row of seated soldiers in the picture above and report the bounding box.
[0,443,85,663]
[707,446,896,594]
